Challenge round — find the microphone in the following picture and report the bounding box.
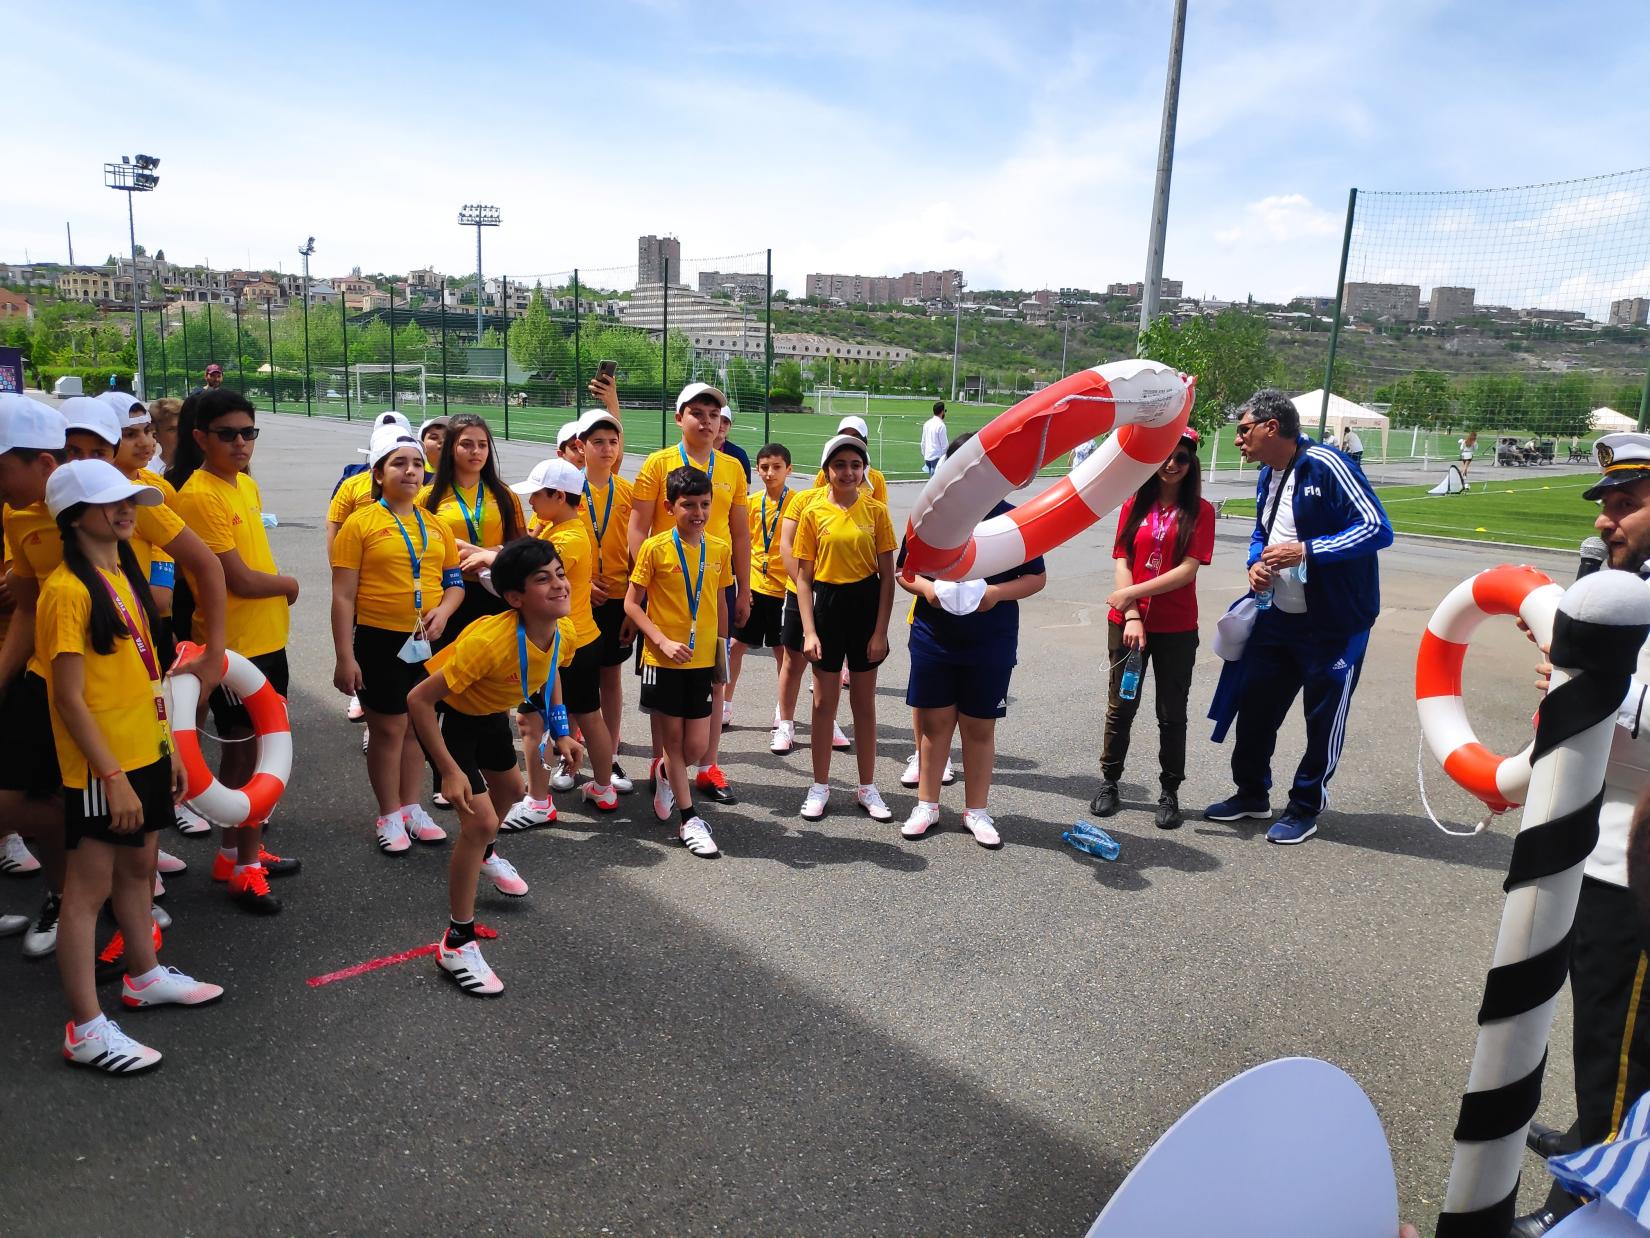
[1578,535,1607,580]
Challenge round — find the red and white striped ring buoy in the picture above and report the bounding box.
[901,359,1195,581]
[1415,564,1560,812]
[166,641,293,827]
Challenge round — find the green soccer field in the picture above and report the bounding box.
[1222,471,1600,551]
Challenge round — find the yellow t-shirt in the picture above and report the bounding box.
[780,487,827,595]
[812,465,889,505]
[427,610,576,717]
[418,480,524,550]
[792,493,897,586]
[36,563,169,789]
[328,470,378,526]
[332,502,461,632]
[6,501,63,677]
[631,445,748,543]
[748,488,795,599]
[582,473,635,598]
[176,470,289,658]
[629,531,731,670]
[138,468,179,506]
[542,516,599,650]
[118,469,183,598]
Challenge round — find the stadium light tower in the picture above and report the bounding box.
[457,204,500,340]
[104,153,160,399]
[299,237,315,415]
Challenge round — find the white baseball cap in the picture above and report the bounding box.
[820,433,869,468]
[45,458,163,517]
[719,406,734,422]
[368,427,423,469]
[374,410,413,432]
[836,415,869,439]
[556,420,582,448]
[511,458,585,496]
[60,396,122,446]
[0,394,67,453]
[674,381,727,413]
[418,416,449,437]
[576,408,622,438]
[98,389,150,428]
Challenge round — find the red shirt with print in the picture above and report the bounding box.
[1107,496,1217,633]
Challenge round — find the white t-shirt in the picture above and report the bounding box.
[1262,466,1307,613]
[920,415,949,462]
[1343,429,1364,455]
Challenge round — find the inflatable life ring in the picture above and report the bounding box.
[1415,564,1561,812]
[902,359,1194,581]
[166,642,293,827]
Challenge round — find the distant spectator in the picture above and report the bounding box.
[921,402,949,474]
[190,363,224,398]
[1342,426,1364,464]
[1458,430,1477,479]
[714,408,752,485]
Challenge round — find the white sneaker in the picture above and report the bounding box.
[482,851,529,897]
[609,763,634,795]
[346,693,364,722]
[962,809,1002,849]
[831,722,851,751]
[722,700,734,727]
[361,728,370,754]
[63,1018,163,1074]
[122,965,224,1008]
[0,833,40,875]
[801,783,830,820]
[856,785,893,821]
[0,913,28,936]
[549,760,576,793]
[651,758,675,821]
[679,817,720,858]
[770,720,796,754]
[773,702,782,725]
[901,803,941,839]
[436,938,504,997]
[174,804,212,836]
[150,903,171,930]
[499,796,555,832]
[375,813,410,855]
[581,782,619,813]
[839,664,851,688]
[900,754,955,788]
[404,805,448,844]
[155,849,187,876]
[152,873,165,900]
[22,894,59,958]
[942,759,956,786]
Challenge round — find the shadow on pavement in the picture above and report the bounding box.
[1193,809,1516,872]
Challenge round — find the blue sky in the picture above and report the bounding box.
[5,1,1647,302]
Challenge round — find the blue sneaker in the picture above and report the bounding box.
[1203,794,1273,822]
[1266,812,1318,845]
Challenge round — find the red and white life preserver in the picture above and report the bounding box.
[901,359,1195,581]
[166,642,293,827]
[1415,564,1561,812]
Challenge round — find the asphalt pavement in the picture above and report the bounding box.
[0,408,1588,1234]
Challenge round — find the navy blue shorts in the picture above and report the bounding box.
[906,651,1014,720]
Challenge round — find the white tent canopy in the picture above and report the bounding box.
[1592,406,1637,432]
[1290,389,1390,456]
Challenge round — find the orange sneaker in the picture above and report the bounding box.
[256,848,300,878]
[228,866,282,915]
[693,764,737,805]
[210,852,236,882]
[96,922,164,982]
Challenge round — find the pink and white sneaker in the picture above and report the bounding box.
[155,849,187,876]
[482,852,529,897]
[63,1019,162,1074]
[403,805,448,844]
[581,782,619,813]
[122,966,225,1008]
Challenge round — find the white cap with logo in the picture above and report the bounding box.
[576,408,622,438]
[820,433,870,468]
[556,420,582,448]
[60,396,123,446]
[45,458,163,517]
[368,427,423,469]
[511,458,585,496]
[0,394,67,453]
[361,410,415,454]
[836,415,869,439]
[98,389,150,427]
[674,381,727,413]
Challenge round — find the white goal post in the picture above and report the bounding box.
[344,363,427,411]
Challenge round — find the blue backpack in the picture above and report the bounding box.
[330,462,370,499]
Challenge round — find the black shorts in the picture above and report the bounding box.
[733,591,785,648]
[434,580,507,653]
[520,638,601,719]
[593,597,634,668]
[908,650,1015,719]
[779,592,805,653]
[209,649,290,734]
[354,624,428,716]
[0,671,62,800]
[436,706,517,796]
[810,576,885,674]
[638,662,715,720]
[65,758,172,849]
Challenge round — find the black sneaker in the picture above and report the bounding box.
[1089,780,1120,818]
[1526,1121,1568,1159]
[254,848,301,878]
[228,867,283,915]
[1509,1209,1562,1238]
[1154,792,1183,830]
[431,791,452,810]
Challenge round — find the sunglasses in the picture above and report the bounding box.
[206,426,260,442]
[1233,418,1274,439]
[1163,452,1194,466]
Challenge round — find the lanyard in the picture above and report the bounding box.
[584,476,615,547]
[1147,503,1175,556]
[453,482,485,544]
[759,489,786,557]
[672,529,707,653]
[381,499,429,613]
[95,570,169,750]
[516,620,563,732]
[678,443,715,495]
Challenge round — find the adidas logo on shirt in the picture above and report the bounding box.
[1330,658,1348,671]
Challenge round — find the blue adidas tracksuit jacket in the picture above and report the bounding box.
[1226,436,1393,818]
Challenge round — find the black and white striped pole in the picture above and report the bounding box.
[1438,570,1650,1236]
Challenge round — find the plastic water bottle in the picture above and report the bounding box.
[1255,585,1274,610]
[1119,647,1144,700]
[1064,821,1121,861]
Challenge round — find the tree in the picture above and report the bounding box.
[771,359,803,402]
[395,321,430,366]
[510,285,560,375]
[1137,309,1274,438]
[1385,369,1451,429]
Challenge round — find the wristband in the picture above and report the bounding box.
[547,704,572,740]
[97,768,124,782]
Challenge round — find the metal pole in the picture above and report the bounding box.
[265,300,276,413]
[234,294,245,392]
[341,294,352,421]
[1138,0,1187,338]
[127,192,147,400]
[573,270,582,415]
[301,253,312,416]
[661,256,670,446]
[501,275,510,439]
[474,224,484,341]
[440,278,449,416]
[388,286,397,410]
[764,247,773,444]
[1318,187,1358,438]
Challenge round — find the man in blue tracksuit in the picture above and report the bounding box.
[1205,389,1392,844]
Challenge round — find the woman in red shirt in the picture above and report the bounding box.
[1091,428,1215,829]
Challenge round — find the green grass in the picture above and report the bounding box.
[1222,472,1598,551]
[1203,423,1601,470]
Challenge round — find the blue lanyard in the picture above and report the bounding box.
[678,443,715,494]
[380,499,429,612]
[672,529,707,653]
[760,489,786,556]
[515,620,562,731]
[453,482,485,543]
[584,476,615,547]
